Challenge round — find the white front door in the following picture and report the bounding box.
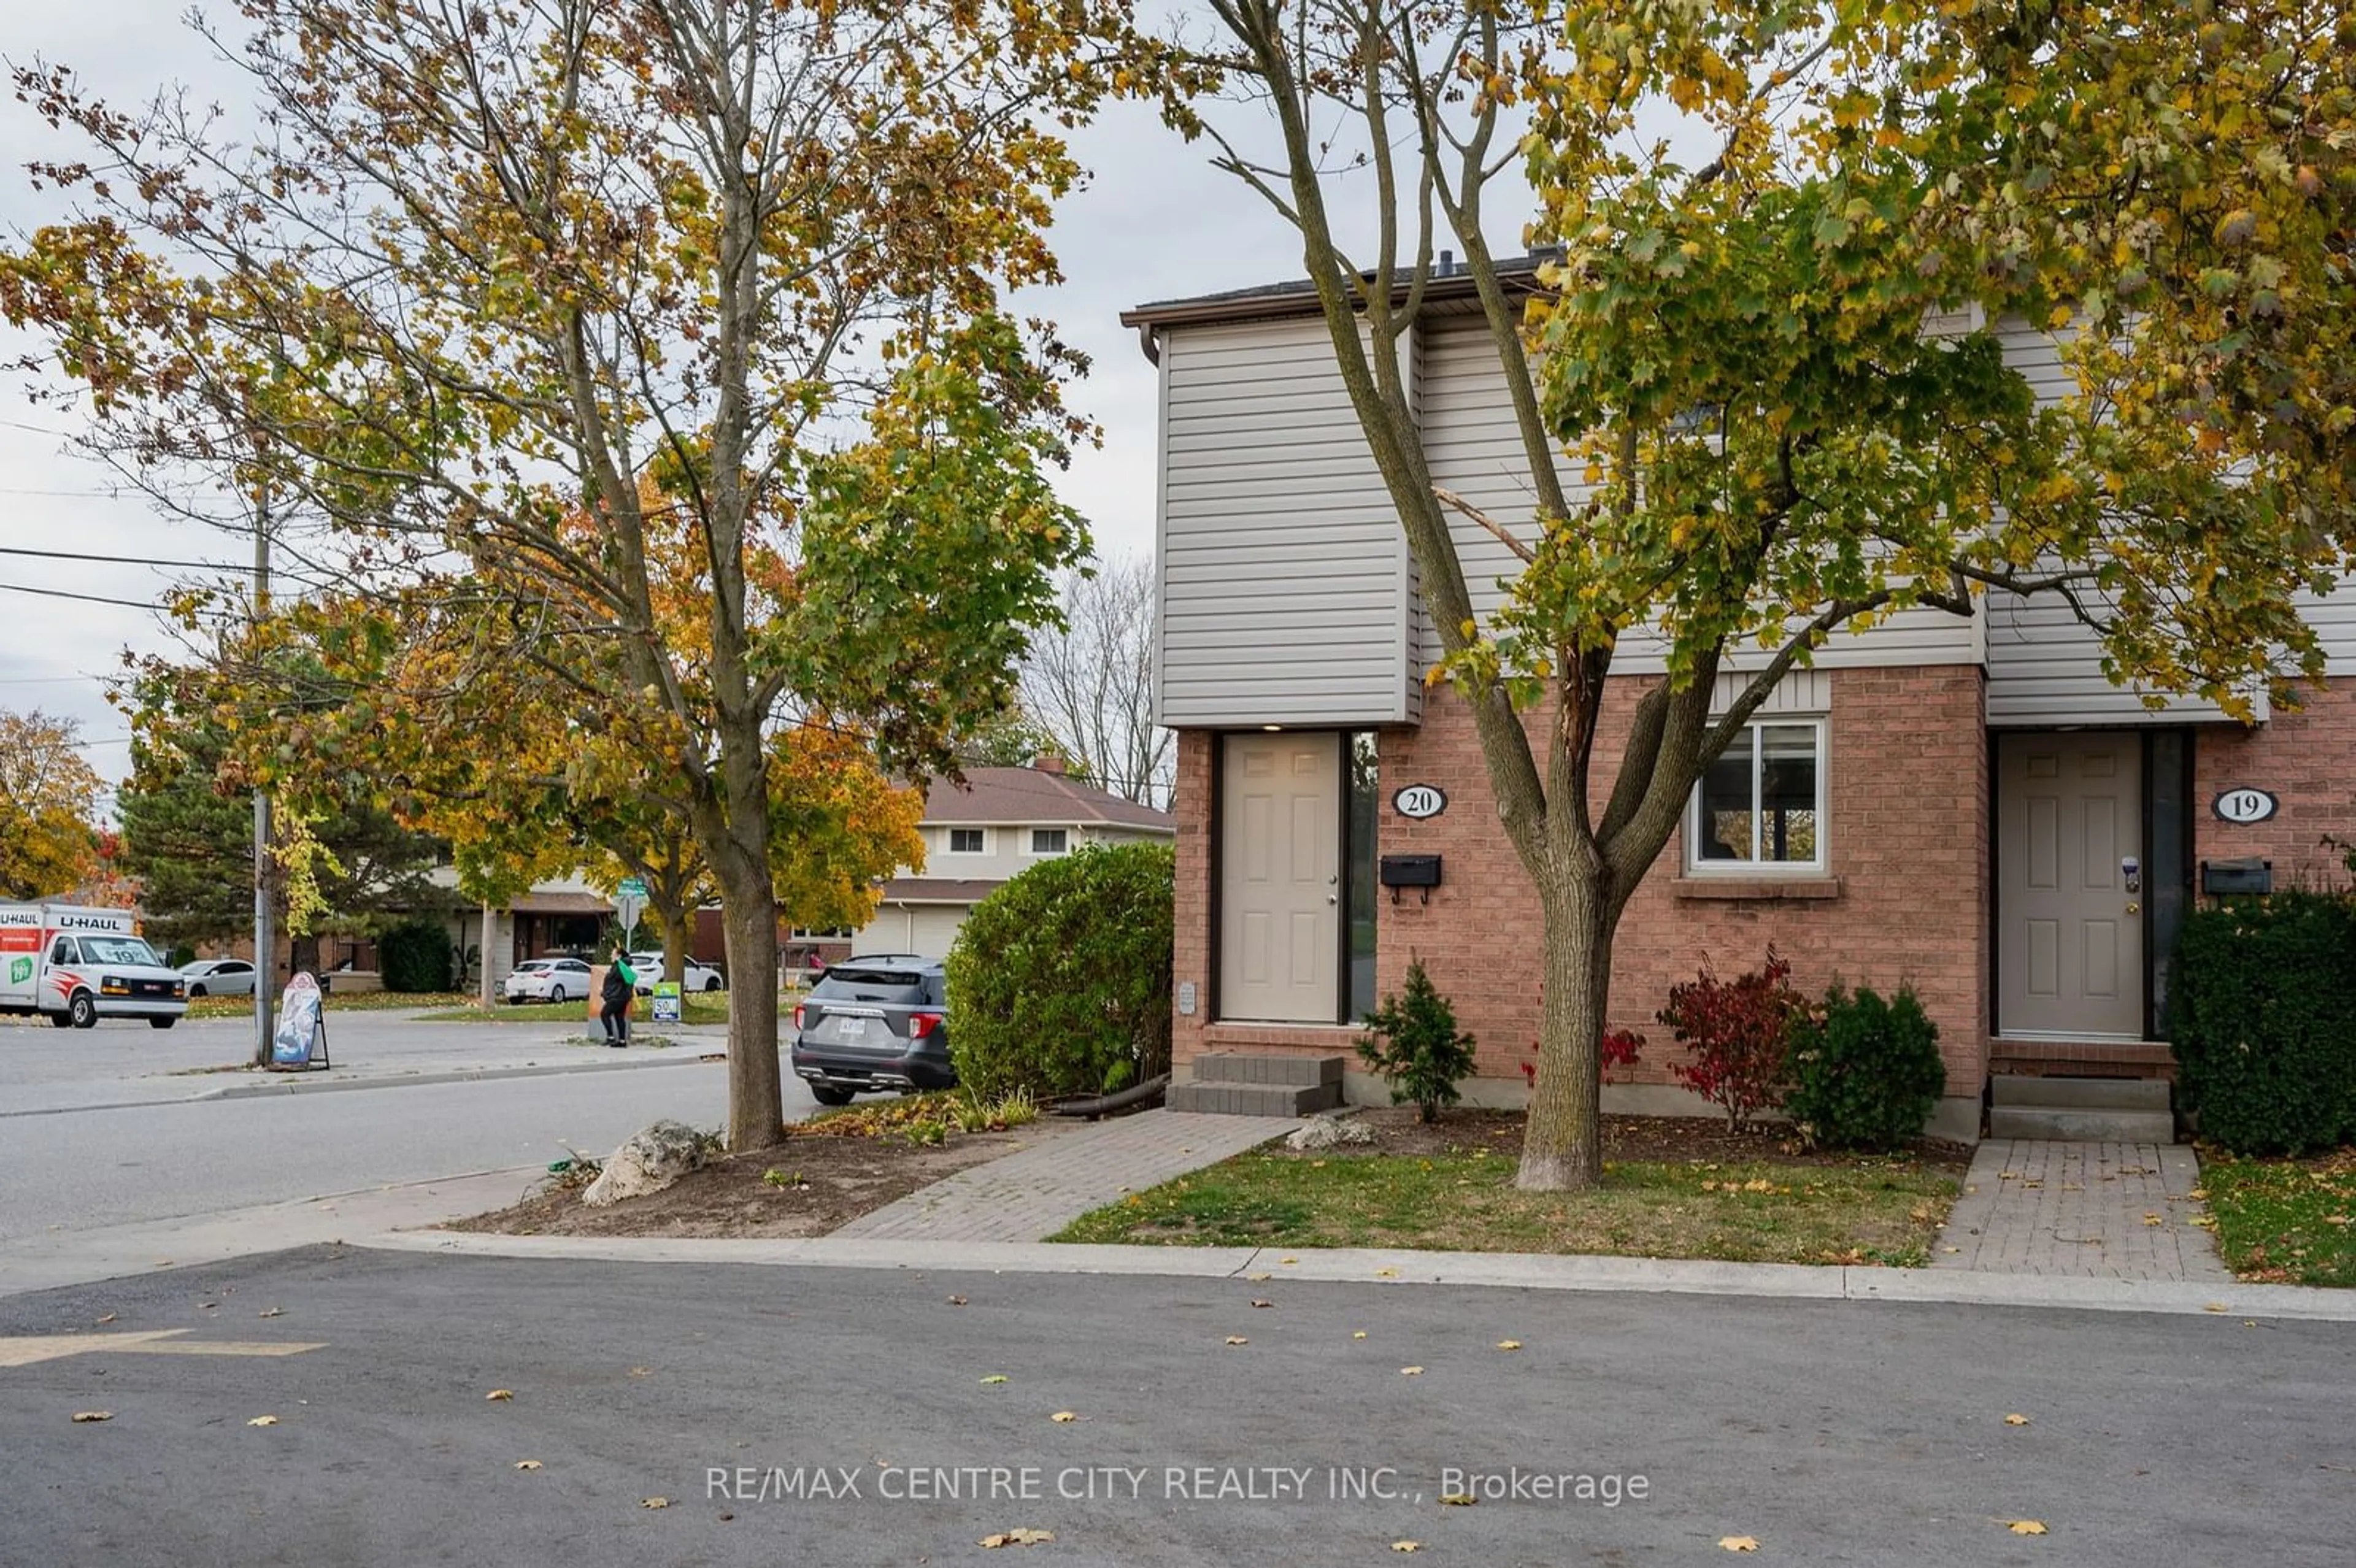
[1998,732,2144,1039]
[1220,731,1339,1023]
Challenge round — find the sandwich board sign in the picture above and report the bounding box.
[269,972,330,1071]
[652,980,682,1024]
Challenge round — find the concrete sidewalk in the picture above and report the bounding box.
[836,1109,1287,1242]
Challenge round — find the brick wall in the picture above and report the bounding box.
[2192,677,2356,887]
[1171,728,1216,1070]
[1371,667,1992,1097]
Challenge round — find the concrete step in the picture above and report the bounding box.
[1167,1080,1344,1116]
[1990,1074,2171,1111]
[1988,1105,2177,1143]
[1187,1052,1345,1088]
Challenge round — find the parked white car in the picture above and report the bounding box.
[179,958,258,997]
[503,957,594,1004]
[629,952,725,994]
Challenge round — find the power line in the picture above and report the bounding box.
[0,544,260,575]
[0,582,171,611]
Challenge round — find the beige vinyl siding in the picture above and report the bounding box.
[1415,319,1976,676]
[1981,317,2241,723]
[1157,319,1416,727]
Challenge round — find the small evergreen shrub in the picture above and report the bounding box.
[2169,892,2356,1155]
[1357,959,1477,1123]
[945,842,1174,1101]
[1658,948,1803,1130]
[377,917,454,994]
[1784,983,1946,1150]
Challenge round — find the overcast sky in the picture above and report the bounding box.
[0,2,1514,803]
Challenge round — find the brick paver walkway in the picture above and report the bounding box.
[1933,1140,2231,1282]
[834,1109,1287,1243]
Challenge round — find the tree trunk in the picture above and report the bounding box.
[1515,876,1617,1191]
[653,894,690,986]
[716,874,783,1151]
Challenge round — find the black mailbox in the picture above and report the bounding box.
[2201,857,2273,896]
[1380,854,1442,904]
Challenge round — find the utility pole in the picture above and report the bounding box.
[251,483,275,1066]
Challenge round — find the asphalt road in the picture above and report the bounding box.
[0,1011,820,1242]
[2,1249,2351,1567]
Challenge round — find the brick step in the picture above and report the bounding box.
[1990,1074,2171,1112]
[1168,1080,1344,1117]
[1187,1052,1345,1088]
[1987,1105,2177,1142]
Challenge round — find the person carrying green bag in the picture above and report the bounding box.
[600,947,637,1047]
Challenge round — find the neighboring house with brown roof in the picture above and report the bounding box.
[852,758,1176,962]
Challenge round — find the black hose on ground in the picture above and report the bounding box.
[1047,1072,1172,1120]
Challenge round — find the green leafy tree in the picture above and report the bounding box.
[1357,959,1479,1124]
[0,708,102,900]
[1169,0,2356,1188]
[2,0,1178,1149]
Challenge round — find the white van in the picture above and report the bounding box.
[0,904,189,1029]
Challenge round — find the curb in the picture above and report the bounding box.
[201,1051,723,1102]
[352,1231,2356,1322]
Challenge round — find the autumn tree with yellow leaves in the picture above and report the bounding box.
[1172,0,2356,1188]
[0,708,104,899]
[4,0,1173,1148]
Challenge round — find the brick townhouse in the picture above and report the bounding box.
[1128,266,2356,1140]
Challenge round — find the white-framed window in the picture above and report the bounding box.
[1685,718,1827,873]
[1029,828,1070,856]
[946,827,988,855]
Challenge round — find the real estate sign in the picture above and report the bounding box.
[652,981,682,1024]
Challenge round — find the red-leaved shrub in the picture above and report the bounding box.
[1658,948,1806,1130]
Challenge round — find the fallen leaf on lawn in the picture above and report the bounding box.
[2188,1188,2207,1200]
[641,1496,669,1510]
[486,1389,514,1402]
[1496,1340,1522,1351]
[1050,1412,1079,1424]
[71,1412,112,1424]
[247,1416,279,1427]
[1720,1538,1760,1553]
[2004,1413,2030,1426]
[1742,1178,1773,1193]
[980,1375,1010,1385]
[2008,1520,2047,1535]
[1225,1336,1249,1347]
[1438,1492,1475,1506]
[1250,1299,1274,1309]
[1399,1366,1424,1376]
[514,1461,542,1471]
[1391,1542,1420,1553]
[979,1528,1054,1548]
[1352,1331,1368,1339]
[947,1296,969,1307]
[257,1308,284,1319]
[94,1313,117,1326]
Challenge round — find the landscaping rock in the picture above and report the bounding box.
[1285,1113,1374,1152]
[582,1119,709,1207]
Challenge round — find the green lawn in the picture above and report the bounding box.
[412,993,733,1026]
[188,991,478,1019]
[2198,1151,2356,1286]
[1050,1149,1958,1267]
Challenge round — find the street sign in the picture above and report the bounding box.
[614,878,647,937]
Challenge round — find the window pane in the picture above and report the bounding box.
[1031,828,1068,854]
[1347,732,1379,1021]
[949,828,984,853]
[1696,746,1755,862]
[1759,724,1819,864]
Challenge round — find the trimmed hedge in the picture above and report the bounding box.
[945,842,1174,1101]
[2168,892,2356,1155]
[377,917,455,994]
[1784,983,1946,1150]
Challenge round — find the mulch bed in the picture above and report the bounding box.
[1312,1105,1974,1172]
[447,1121,1076,1240]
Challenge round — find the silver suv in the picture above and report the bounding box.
[788,956,952,1106]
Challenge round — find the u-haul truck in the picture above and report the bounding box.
[0,904,188,1029]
